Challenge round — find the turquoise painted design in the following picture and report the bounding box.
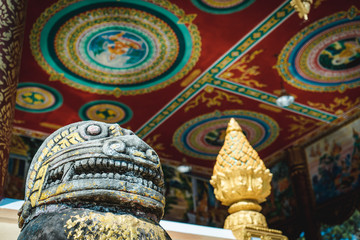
[206,80,337,122]
[173,110,279,160]
[191,0,255,14]
[15,83,62,113]
[86,30,149,70]
[79,100,132,125]
[137,1,297,138]
[31,0,200,95]
[319,37,360,71]
[276,8,360,92]
[136,1,340,138]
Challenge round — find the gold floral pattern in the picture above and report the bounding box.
[307,96,360,115]
[145,134,171,158]
[218,49,266,88]
[185,86,243,112]
[286,115,323,140]
[0,0,27,196]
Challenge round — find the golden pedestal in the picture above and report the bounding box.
[210,118,287,240]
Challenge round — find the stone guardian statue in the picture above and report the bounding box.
[17,121,171,240]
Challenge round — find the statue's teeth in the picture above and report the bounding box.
[74,161,82,171]
[114,173,121,180]
[59,165,64,175]
[115,161,120,168]
[49,170,54,178]
[128,163,133,171]
[108,172,114,178]
[79,173,86,179]
[94,173,101,178]
[103,159,108,169]
[81,160,89,171]
[134,165,139,171]
[96,158,102,167]
[73,175,79,180]
[108,160,114,168]
[86,173,93,178]
[89,158,96,170]
[54,168,59,177]
[101,173,107,178]
[121,161,127,169]
[149,169,155,177]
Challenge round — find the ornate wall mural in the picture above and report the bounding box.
[305,117,360,203]
[173,110,279,160]
[79,100,132,124]
[30,0,201,96]
[15,83,63,113]
[276,6,360,92]
[261,160,296,224]
[191,0,255,14]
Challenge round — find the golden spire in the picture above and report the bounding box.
[210,118,287,240]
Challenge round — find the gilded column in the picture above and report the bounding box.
[0,0,27,199]
[287,146,321,240]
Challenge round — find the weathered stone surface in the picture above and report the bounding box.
[18,208,171,240]
[18,121,170,239]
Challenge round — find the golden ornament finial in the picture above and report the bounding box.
[290,0,313,20]
[210,118,287,240]
[213,118,266,177]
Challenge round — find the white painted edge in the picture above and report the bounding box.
[0,198,23,210]
[160,220,235,239]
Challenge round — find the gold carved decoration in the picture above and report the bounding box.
[286,115,323,140]
[210,118,287,240]
[290,0,313,20]
[219,50,266,88]
[185,86,243,112]
[307,96,360,115]
[0,0,27,196]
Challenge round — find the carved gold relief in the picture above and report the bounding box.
[290,0,313,20]
[185,86,243,112]
[219,50,266,88]
[211,118,287,240]
[0,0,27,195]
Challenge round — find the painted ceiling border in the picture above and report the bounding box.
[136,0,338,138]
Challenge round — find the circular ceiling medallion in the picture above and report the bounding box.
[16,83,63,113]
[31,0,200,95]
[191,0,255,14]
[79,100,132,124]
[276,9,360,92]
[173,110,279,160]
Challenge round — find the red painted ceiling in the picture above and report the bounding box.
[14,0,360,177]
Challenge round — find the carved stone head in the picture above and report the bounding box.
[18,121,166,230]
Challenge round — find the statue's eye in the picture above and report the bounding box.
[86,124,102,135]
